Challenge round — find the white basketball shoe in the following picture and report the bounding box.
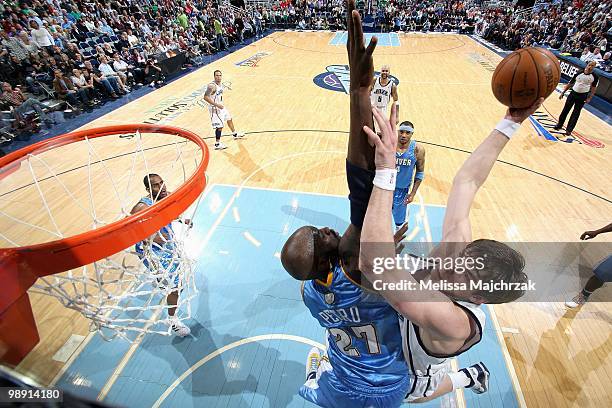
[170,317,191,337]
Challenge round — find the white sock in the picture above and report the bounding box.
[448,371,471,390]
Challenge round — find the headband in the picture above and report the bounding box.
[399,125,414,133]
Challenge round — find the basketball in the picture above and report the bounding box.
[491,47,561,109]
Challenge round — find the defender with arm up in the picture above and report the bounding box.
[281,2,410,406]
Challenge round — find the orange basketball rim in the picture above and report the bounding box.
[0,124,209,365]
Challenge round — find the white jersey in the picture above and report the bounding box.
[370,76,394,112]
[400,301,486,401]
[208,82,232,129]
[209,81,224,106]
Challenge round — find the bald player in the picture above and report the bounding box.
[370,64,399,123]
[281,3,410,406]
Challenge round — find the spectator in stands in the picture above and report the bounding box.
[98,55,128,91]
[53,69,92,109]
[580,46,595,61]
[602,52,611,72]
[197,32,215,54]
[213,17,227,51]
[592,47,604,62]
[102,43,116,59]
[112,53,131,86]
[0,82,53,126]
[17,31,39,56]
[126,29,139,47]
[29,20,54,51]
[1,30,28,62]
[84,59,121,98]
[116,32,131,53]
[71,68,96,102]
[144,58,164,88]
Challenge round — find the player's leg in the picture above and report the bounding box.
[221,108,244,139]
[214,126,227,149]
[566,255,611,307]
[392,188,409,229]
[408,362,490,403]
[165,289,191,336]
[209,105,227,150]
[305,347,321,381]
[555,92,575,129]
[565,93,587,134]
[299,351,340,407]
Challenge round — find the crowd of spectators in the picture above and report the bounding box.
[267,0,610,70]
[476,0,610,69]
[1,0,610,142]
[1,0,267,138]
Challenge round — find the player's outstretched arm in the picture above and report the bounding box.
[581,222,612,240]
[359,105,471,341]
[440,98,543,244]
[346,0,377,171]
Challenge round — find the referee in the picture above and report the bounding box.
[555,61,599,136]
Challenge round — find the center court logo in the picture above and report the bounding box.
[313,65,399,94]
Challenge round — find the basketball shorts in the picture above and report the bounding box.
[209,107,232,129]
[299,354,409,408]
[593,255,612,282]
[403,360,451,402]
[346,159,375,229]
[137,242,181,289]
[392,187,411,226]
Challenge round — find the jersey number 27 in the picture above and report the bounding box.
[329,324,381,357]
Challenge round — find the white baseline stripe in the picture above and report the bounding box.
[152,335,326,408]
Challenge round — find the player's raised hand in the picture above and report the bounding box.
[346,0,377,91]
[363,104,398,170]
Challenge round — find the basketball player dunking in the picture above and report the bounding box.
[203,70,244,150]
[370,65,399,123]
[360,95,544,402]
[130,174,192,337]
[393,120,425,229]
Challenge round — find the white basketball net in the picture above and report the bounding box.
[0,129,204,341]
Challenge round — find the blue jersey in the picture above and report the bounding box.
[302,262,409,392]
[134,196,178,276]
[134,196,174,253]
[395,140,417,189]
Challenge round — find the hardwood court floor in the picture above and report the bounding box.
[5,31,611,407]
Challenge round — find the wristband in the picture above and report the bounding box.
[373,168,397,191]
[495,119,520,139]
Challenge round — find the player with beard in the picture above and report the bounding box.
[130,174,192,336]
